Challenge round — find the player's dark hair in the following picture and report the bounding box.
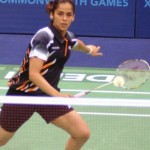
[46,0,75,15]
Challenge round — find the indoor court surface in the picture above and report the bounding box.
[0,65,150,150]
[1,1,150,149]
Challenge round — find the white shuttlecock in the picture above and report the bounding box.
[113,76,125,87]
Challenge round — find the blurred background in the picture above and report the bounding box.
[0,0,150,68]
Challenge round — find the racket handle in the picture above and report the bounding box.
[74,91,90,98]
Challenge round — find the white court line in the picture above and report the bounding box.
[79,112,150,118]
[0,87,8,90]
[62,89,150,95]
[4,71,16,79]
[0,87,150,95]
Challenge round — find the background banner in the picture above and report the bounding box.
[135,0,150,38]
[0,0,150,38]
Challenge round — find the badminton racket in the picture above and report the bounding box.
[74,59,150,98]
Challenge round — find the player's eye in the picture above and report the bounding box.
[57,12,64,17]
[66,13,73,17]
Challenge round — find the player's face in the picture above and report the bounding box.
[51,2,75,36]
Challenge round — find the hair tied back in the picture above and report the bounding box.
[46,0,54,14]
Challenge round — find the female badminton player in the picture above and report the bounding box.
[0,0,102,149]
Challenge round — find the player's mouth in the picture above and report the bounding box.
[61,23,68,28]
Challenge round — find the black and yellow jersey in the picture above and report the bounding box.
[9,24,78,94]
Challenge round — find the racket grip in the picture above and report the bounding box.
[74,92,86,98]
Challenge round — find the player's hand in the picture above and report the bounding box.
[58,93,73,98]
[87,45,103,56]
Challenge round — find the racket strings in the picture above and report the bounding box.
[116,60,150,89]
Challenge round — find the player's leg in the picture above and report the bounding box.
[51,110,90,150]
[0,127,15,146]
[0,103,35,147]
[0,104,16,146]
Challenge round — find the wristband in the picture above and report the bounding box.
[87,46,93,54]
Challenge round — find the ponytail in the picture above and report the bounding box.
[46,0,75,15]
[46,1,54,15]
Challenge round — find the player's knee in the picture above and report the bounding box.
[77,127,91,141]
[82,128,90,140]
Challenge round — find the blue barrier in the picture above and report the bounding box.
[0,34,150,68]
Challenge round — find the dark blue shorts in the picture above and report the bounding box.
[0,88,73,132]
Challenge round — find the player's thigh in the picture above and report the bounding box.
[51,110,90,137]
[0,126,15,145]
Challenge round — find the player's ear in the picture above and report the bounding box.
[71,15,75,22]
[50,13,54,20]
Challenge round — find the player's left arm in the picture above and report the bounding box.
[73,39,103,56]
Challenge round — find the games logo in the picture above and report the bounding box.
[0,0,129,7]
[0,0,48,4]
[75,0,128,7]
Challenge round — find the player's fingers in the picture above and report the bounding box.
[89,45,102,56]
[92,50,103,56]
[96,46,103,56]
[93,52,103,56]
[97,52,103,56]
[93,48,103,56]
[97,46,101,50]
[67,94,73,97]
[64,94,73,97]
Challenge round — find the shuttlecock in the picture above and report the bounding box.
[113,76,125,87]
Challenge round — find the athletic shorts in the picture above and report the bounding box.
[0,88,73,132]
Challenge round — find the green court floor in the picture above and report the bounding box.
[0,65,150,150]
